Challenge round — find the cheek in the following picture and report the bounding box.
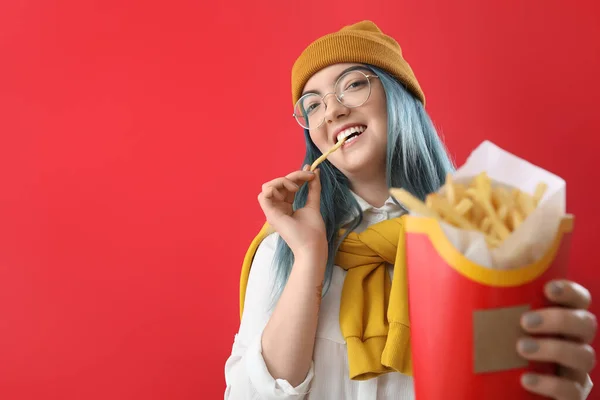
[368,92,388,136]
[308,127,329,150]
[370,106,388,143]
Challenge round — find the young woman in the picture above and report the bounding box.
[224,21,596,399]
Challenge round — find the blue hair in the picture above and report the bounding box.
[269,65,455,303]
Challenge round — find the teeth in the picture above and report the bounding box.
[336,126,366,143]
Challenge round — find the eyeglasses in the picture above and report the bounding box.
[293,70,379,130]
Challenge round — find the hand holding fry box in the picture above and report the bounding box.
[390,141,573,400]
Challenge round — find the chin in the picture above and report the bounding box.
[342,157,383,176]
[344,147,386,169]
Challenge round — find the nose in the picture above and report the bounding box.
[323,93,350,124]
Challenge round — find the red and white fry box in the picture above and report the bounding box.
[396,141,572,400]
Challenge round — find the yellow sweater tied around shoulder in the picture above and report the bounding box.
[335,218,412,380]
[239,217,412,381]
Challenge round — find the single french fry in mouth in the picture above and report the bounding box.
[310,136,348,172]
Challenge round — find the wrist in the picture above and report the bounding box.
[293,249,327,275]
[293,244,327,265]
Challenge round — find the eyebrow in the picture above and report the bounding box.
[301,65,373,97]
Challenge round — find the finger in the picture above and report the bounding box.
[278,177,304,204]
[521,373,586,400]
[516,337,596,373]
[305,168,322,209]
[521,308,597,343]
[284,169,316,186]
[282,165,313,203]
[545,280,592,310]
[559,366,590,387]
[262,178,300,195]
[263,186,286,202]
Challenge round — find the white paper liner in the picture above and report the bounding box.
[413,141,566,269]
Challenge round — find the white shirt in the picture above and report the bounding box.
[224,193,412,399]
[224,193,593,399]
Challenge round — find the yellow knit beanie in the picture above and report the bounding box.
[291,20,425,106]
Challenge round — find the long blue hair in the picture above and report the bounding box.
[270,65,455,302]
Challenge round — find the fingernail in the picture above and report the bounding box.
[523,312,543,328]
[521,373,539,387]
[549,281,564,296]
[518,338,539,353]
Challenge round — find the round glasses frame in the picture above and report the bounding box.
[292,70,380,130]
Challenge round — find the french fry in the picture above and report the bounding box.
[475,172,492,202]
[491,187,512,209]
[454,183,468,203]
[310,136,348,171]
[511,189,520,203]
[481,202,511,240]
[497,204,509,222]
[454,198,473,216]
[466,188,511,240]
[480,217,492,234]
[426,194,477,230]
[510,209,524,230]
[390,172,548,250]
[517,191,536,217]
[389,188,440,219]
[533,182,548,205]
[469,201,487,227]
[485,235,501,248]
[426,195,434,208]
[445,173,456,205]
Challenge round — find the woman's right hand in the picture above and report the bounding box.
[257,165,327,261]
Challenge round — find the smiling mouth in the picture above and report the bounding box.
[335,125,367,144]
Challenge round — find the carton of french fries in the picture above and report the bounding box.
[390,141,573,400]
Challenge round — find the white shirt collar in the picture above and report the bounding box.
[343,190,406,232]
[350,190,403,214]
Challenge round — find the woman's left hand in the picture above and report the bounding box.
[517,280,597,399]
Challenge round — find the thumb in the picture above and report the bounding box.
[305,168,322,209]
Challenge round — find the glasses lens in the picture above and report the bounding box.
[336,71,371,107]
[294,94,325,129]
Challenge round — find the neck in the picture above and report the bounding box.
[349,175,390,208]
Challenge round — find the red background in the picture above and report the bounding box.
[0,1,597,399]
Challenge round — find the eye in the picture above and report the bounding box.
[305,102,321,114]
[344,79,368,91]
